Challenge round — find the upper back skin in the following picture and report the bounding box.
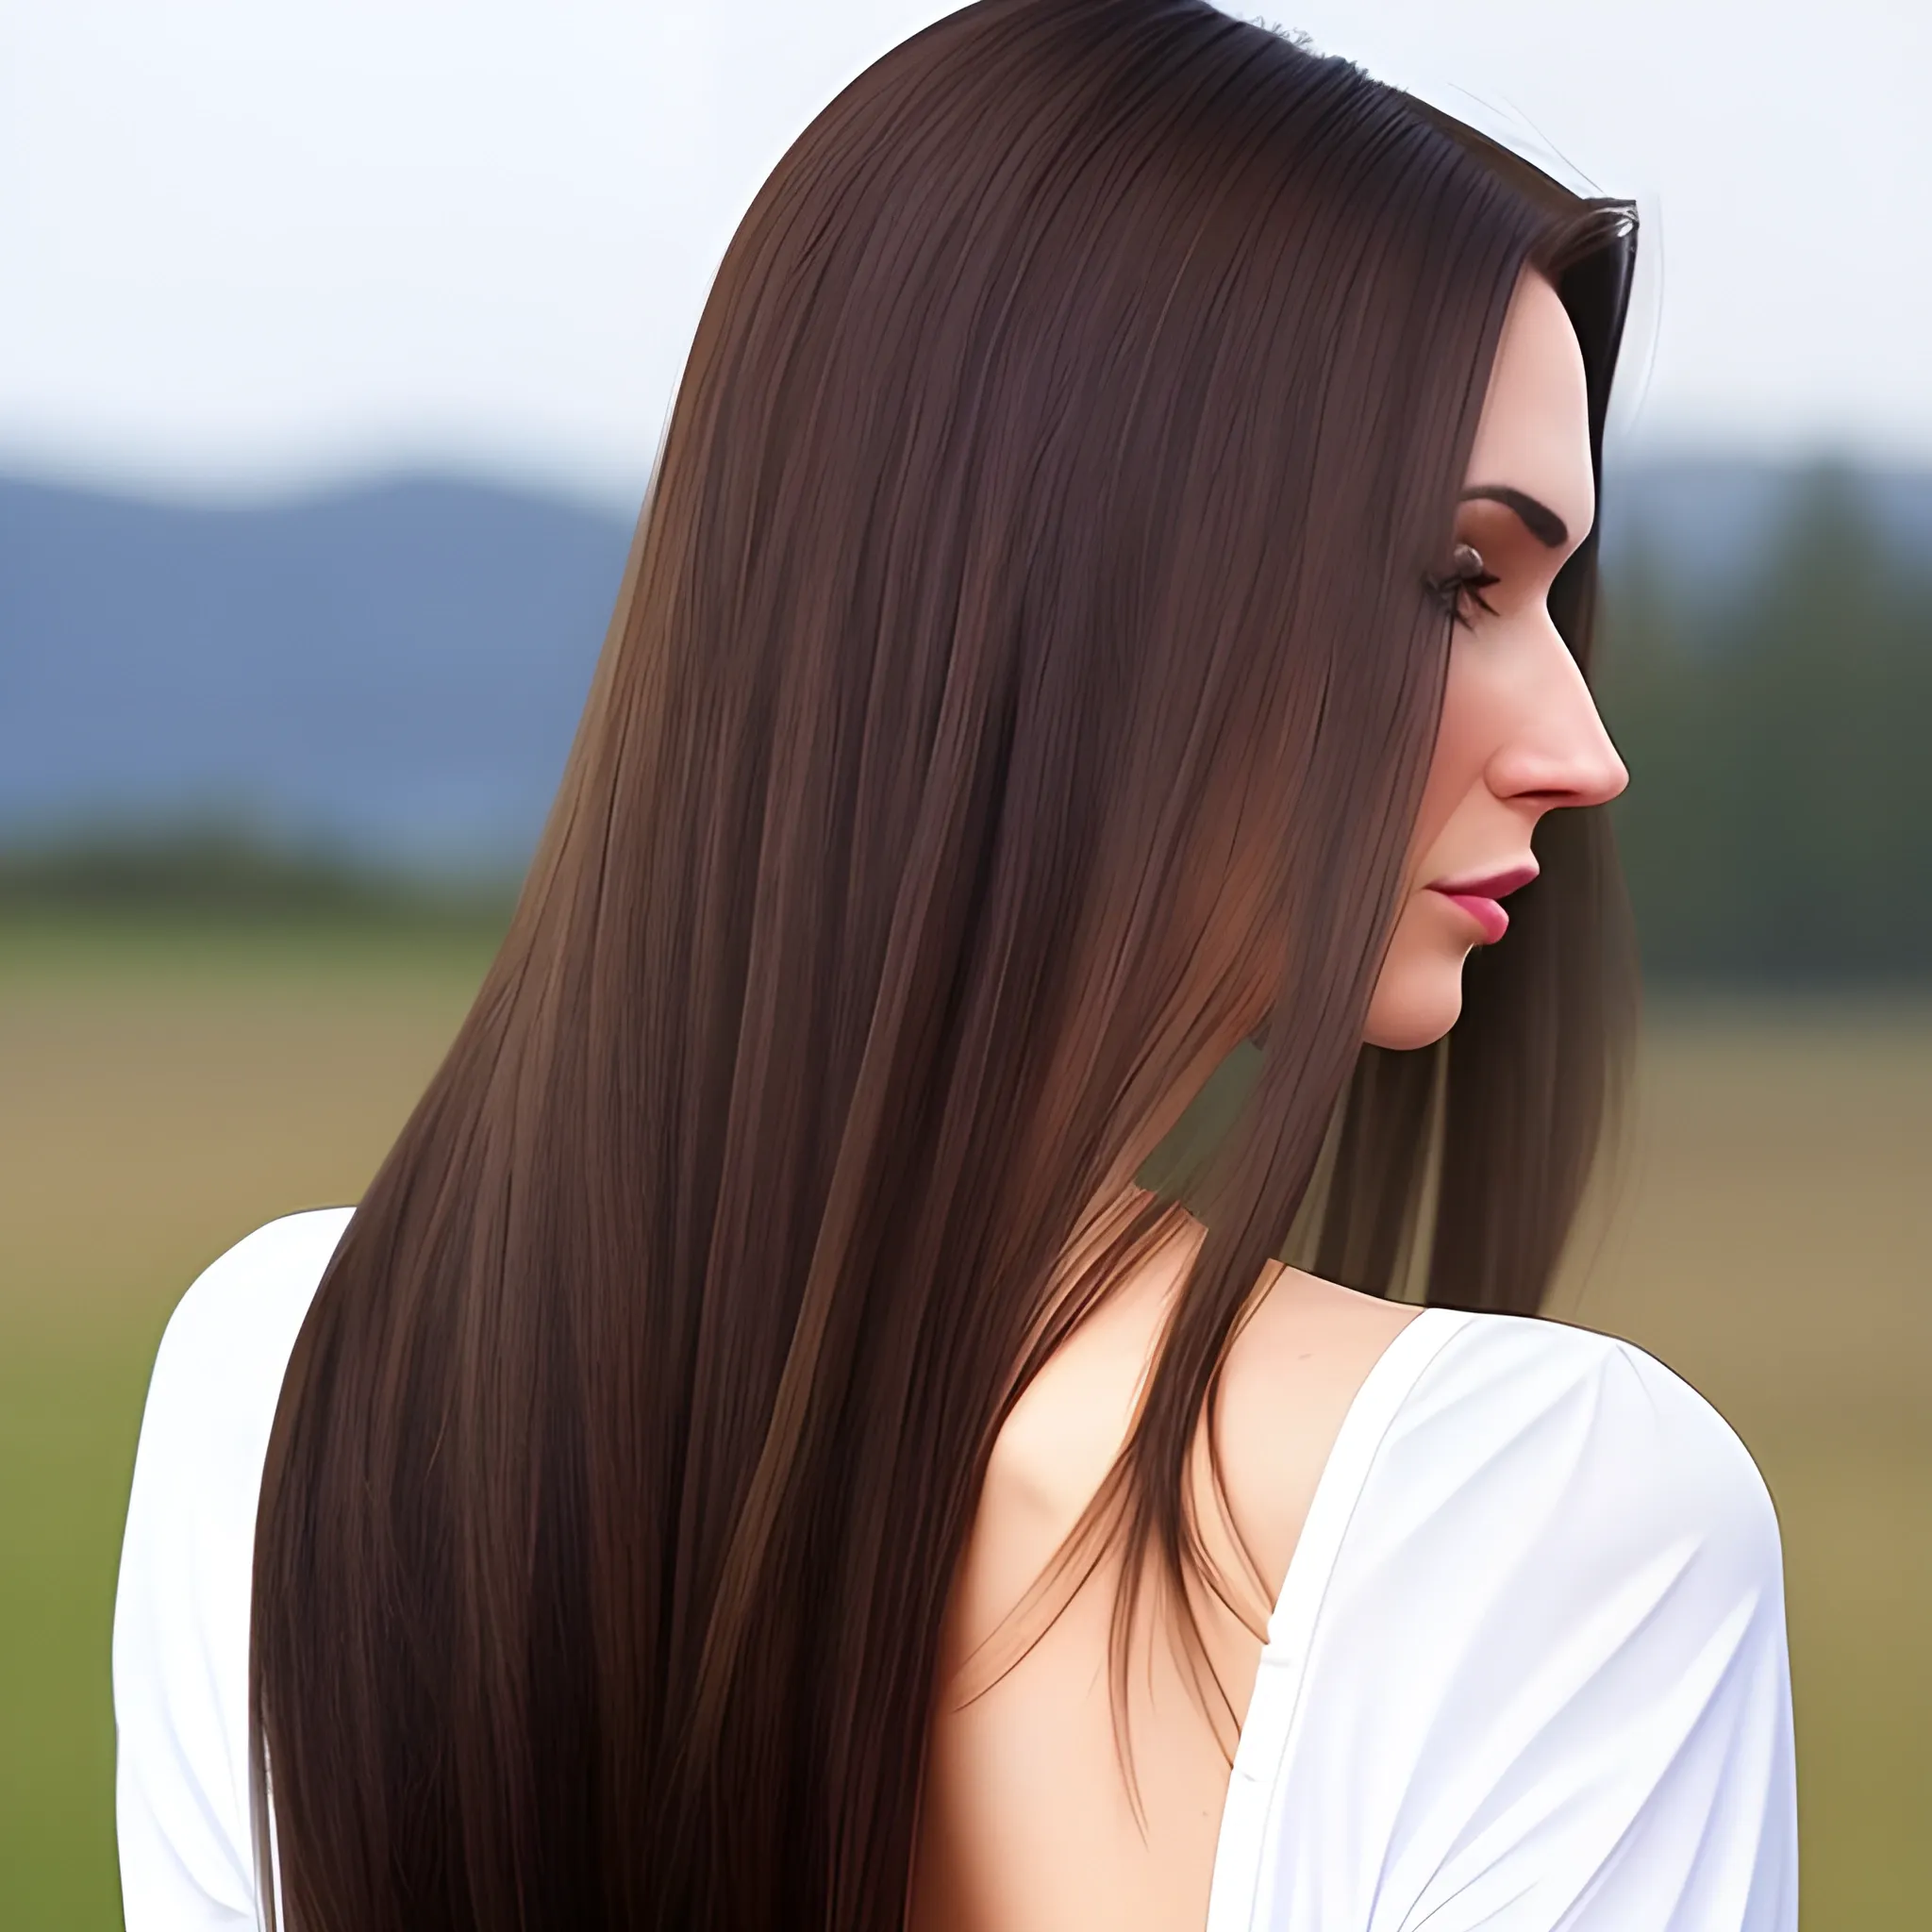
[908,1215,1421,1932]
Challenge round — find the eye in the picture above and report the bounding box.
[1428,541,1502,629]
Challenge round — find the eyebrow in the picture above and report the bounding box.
[1459,485,1570,549]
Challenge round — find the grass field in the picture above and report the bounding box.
[2,917,1926,1928]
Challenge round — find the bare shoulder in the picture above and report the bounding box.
[1216,1291,1784,1623]
[1211,1265,1424,1614]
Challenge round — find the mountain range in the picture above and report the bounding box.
[5,457,1927,871]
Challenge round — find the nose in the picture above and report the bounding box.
[1486,625,1629,813]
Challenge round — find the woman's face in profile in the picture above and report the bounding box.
[1364,271,1629,1052]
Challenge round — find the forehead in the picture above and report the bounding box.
[1462,273,1594,537]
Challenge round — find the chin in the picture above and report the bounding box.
[1361,962,1467,1052]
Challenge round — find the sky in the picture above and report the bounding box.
[3,0,1929,508]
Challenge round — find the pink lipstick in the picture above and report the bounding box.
[1426,862,1538,945]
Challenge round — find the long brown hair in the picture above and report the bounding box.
[250,4,1637,1926]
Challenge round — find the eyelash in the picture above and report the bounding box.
[1429,542,1502,629]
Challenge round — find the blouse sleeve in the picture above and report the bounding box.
[112,1209,352,1932]
[1249,1316,1799,1932]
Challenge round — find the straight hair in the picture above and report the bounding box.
[250,3,1637,1926]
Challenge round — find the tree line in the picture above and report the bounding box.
[4,461,1926,985]
[1600,465,1932,984]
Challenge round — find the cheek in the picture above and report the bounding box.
[1407,648,1491,874]
[1365,656,1497,1052]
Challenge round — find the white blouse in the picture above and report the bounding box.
[114,1208,1799,1930]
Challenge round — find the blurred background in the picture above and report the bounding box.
[2,0,1926,1924]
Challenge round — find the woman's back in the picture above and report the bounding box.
[909,1220,1419,1932]
[115,1208,1797,1930]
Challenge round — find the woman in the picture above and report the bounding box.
[113,3,1797,1928]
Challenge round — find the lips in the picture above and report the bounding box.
[1426,862,1539,945]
